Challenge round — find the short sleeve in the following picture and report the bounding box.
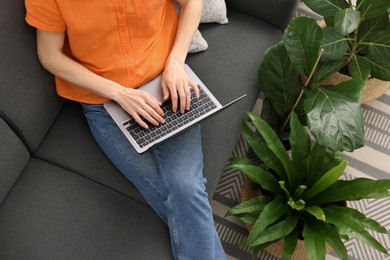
[25,0,66,32]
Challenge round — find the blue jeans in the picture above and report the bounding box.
[81,104,226,260]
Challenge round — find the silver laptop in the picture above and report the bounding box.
[104,64,246,153]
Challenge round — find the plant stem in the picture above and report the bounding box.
[280,49,324,132]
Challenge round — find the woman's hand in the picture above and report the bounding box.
[113,88,165,129]
[161,57,199,113]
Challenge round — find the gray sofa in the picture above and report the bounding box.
[0,0,298,259]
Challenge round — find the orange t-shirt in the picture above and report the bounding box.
[25,0,178,104]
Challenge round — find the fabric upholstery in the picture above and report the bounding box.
[0,118,29,205]
[0,159,172,260]
[226,0,299,30]
[0,0,64,153]
[201,0,229,24]
[33,102,146,204]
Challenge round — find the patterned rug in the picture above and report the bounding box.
[211,88,390,260]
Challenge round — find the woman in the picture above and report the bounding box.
[25,0,226,259]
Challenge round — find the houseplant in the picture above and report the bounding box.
[226,111,390,259]
[304,0,390,103]
[304,0,390,82]
[258,0,390,152]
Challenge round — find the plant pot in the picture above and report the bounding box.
[240,178,331,260]
[320,72,390,104]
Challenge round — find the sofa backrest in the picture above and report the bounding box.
[0,0,64,153]
[0,118,30,205]
[226,0,299,30]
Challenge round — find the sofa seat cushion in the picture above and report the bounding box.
[0,158,172,260]
[187,9,283,193]
[32,102,146,205]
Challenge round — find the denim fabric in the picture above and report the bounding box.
[81,104,226,260]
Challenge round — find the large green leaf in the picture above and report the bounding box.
[227,164,280,192]
[226,196,272,216]
[334,8,361,36]
[304,0,349,17]
[357,13,389,43]
[327,79,365,102]
[241,120,287,180]
[289,112,311,188]
[324,224,349,260]
[229,156,257,166]
[242,211,299,247]
[247,112,296,188]
[282,228,298,260]
[320,27,349,60]
[304,86,364,152]
[302,160,347,200]
[368,30,390,64]
[259,42,302,117]
[327,205,387,233]
[356,0,390,20]
[306,143,344,187]
[244,197,288,246]
[310,178,390,204]
[283,17,323,77]
[303,220,326,260]
[305,206,326,221]
[260,98,284,132]
[310,58,344,86]
[364,55,390,80]
[323,207,388,253]
[348,55,371,80]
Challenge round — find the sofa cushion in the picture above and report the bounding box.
[226,0,299,30]
[0,0,64,153]
[0,118,30,204]
[33,102,146,204]
[0,159,172,260]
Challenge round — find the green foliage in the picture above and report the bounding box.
[259,0,390,152]
[226,112,390,259]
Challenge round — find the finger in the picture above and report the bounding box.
[138,108,160,127]
[144,98,165,124]
[132,113,149,129]
[185,85,191,111]
[170,87,178,113]
[177,84,188,113]
[190,82,200,99]
[145,95,164,117]
[161,80,170,101]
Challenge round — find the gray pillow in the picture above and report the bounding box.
[189,30,208,53]
[200,0,229,24]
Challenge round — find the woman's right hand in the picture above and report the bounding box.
[113,87,165,129]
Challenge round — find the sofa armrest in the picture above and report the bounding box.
[225,0,299,30]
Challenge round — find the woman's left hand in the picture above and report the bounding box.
[161,57,199,113]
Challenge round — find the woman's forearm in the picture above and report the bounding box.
[36,30,124,102]
[168,0,202,64]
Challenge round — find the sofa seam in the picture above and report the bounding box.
[30,154,151,209]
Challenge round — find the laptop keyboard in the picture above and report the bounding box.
[123,86,218,148]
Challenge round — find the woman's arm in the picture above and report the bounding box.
[161,0,202,113]
[36,30,164,128]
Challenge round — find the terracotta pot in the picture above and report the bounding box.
[320,72,390,104]
[240,178,331,260]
